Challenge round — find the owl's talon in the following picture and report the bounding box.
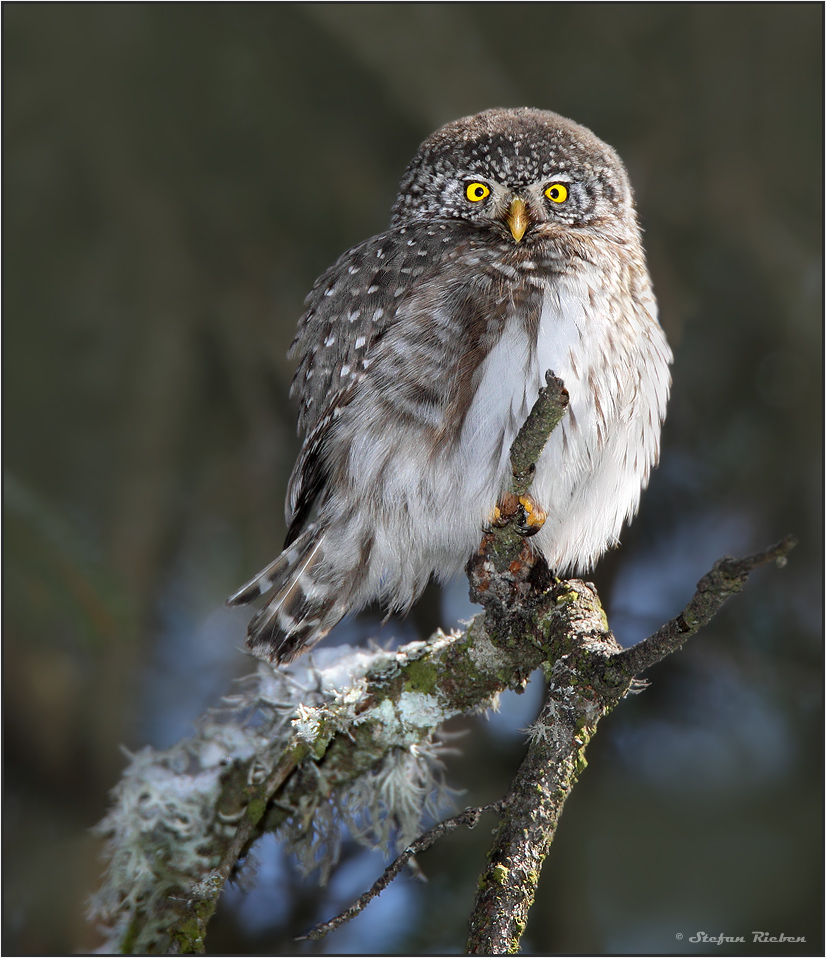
[515,495,546,536]
[490,501,511,529]
[491,493,546,536]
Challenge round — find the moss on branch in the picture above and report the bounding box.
[89,369,794,956]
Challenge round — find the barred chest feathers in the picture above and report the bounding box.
[341,255,669,601]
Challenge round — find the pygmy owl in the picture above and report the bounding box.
[228,108,672,663]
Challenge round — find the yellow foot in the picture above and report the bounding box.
[515,494,546,536]
[490,493,546,537]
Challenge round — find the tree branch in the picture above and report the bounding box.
[510,370,569,493]
[89,623,548,954]
[299,801,505,942]
[601,535,798,686]
[89,369,795,955]
[464,539,796,955]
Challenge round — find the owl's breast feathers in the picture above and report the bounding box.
[286,221,540,530]
[290,219,575,430]
[286,216,669,576]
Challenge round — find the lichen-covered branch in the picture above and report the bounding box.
[90,563,618,954]
[465,585,621,955]
[90,623,542,953]
[89,369,794,956]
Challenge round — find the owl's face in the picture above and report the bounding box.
[390,108,635,246]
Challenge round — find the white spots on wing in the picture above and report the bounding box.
[393,287,405,298]
[373,307,384,321]
[354,336,366,349]
[367,284,380,294]
[490,260,520,281]
[324,333,336,347]
[340,364,351,378]
[348,308,362,323]
[276,609,300,635]
[348,264,360,274]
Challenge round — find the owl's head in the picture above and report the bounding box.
[390,108,636,245]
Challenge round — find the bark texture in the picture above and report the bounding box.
[89,371,795,955]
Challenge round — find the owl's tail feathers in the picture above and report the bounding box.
[226,524,345,664]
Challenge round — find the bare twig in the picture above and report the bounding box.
[601,534,798,687]
[299,802,505,941]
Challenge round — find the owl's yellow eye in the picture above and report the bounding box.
[466,182,491,202]
[545,183,569,204]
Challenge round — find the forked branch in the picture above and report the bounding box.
[90,369,794,956]
[299,372,795,954]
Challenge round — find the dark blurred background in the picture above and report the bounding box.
[3,4,822,955]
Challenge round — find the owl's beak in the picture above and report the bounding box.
[506,196,530,243]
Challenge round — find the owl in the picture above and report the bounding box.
[228,108,672,664]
